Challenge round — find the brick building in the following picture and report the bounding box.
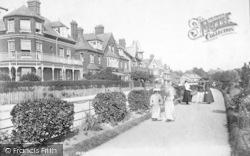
[0,0,83,81]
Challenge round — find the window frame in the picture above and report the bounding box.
[35,22,42,34]
[21,39,31,52]
[90,54,94,64]
[20,19,31,33]
[7,19,14,33]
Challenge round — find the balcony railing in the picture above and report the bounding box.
[0,52,82,66]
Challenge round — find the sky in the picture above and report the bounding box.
[0,0,250,72]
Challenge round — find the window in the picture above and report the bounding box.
[98,56,101,64]
[59,48,64,57]
[36,42,42,52]
[7,19,14,32]
[66,49,71,58]
[20,20,31,32]
[108,45,111,52]
[92,41,96,45]
[80,53,84,62]
[21,40,31,52]
[8,40,15,57]
[36,22,42,34]
[90,54,94,63]
[121,61,123,68]
[112,46,114,52]
[125,62,128,69]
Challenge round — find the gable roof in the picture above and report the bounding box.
[97,33,112,51]
[184,73,201,79]
[83,33,102,41]
[3,5,44,21]
[48,21,68,28]
[75,34,97,52]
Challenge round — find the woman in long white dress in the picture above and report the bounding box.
[164,81,176,121]
[150,88,163,121]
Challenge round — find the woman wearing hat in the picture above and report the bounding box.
[150,88,163,121]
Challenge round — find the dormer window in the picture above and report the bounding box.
[7,19,14,33]
[20,20,31,32]
[66,49,71,58]
[36,22,42,34]
[54,27,67,38]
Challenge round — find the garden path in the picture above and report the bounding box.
[83,88,231,156]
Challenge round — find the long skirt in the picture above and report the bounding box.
[164,100,175,120]
[204,89,214,104]
[151,104,161,119]
[182,90,192,103]
[196,92,205,103]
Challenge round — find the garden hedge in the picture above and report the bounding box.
[0,80,128,93]
[128,90,150,111]
[92,92,127,124]
[10,98,74,143]
[19,73,41,81]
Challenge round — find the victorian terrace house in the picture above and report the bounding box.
[0,0,83,81]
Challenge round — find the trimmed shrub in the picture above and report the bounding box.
[128,90,150,111]
[10,98,74,143]
[20,73,41,81]
[92,92,127,124]
[0,72,11,81]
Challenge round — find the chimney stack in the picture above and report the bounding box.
[70,20,78,40]
[150,54,154,59]
[119,39,126,48]
[77,27,84,36]
[27,0,41,15]
[95,25,104,35]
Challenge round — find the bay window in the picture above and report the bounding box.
[20,20,31,32]
[21,40,31,52]
[7,19,14,33]
[36,22,42,34]
[8,40,15,57]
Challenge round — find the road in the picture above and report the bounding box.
[83,88,231,156]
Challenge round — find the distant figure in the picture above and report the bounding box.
[164,81,176,122]
[182,80,192,105]
[203,81,215,104]
[196,80,205,103]
[150,88,163,121]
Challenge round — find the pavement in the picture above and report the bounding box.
[82,88,231,156]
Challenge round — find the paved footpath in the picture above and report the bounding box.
[83,89,231,156]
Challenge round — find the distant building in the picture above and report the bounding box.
[180,73,201,85]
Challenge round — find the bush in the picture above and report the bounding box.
[10,98,74,143]
[128,90,150,111]
[93,92,127,124]
[20,73,41,81]
[0,72,11,81]
[0,80,120,93]
[81,113,102,135]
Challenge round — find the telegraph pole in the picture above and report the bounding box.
[0,6,8,12]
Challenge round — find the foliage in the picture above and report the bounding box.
[240,62,250,91]
[81,113,102,134]
[83,68,120,81]
[130,70,155,82]
[128,90,150,111]
[20,72,41,81]
[0,72,11,81]
[10,98,74,143]
[0,80,122,93]
[192,67,209,78]
[92,92,127,124]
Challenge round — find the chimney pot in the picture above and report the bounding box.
[95,24,104,35]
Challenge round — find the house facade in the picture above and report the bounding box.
[180,73,201,85]
[0,0,83,81]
